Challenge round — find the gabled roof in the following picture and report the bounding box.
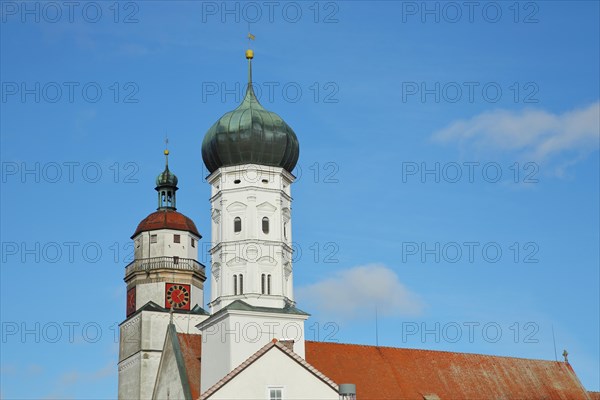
[152,324,194,400]
[174,336,592,399]
[305,341,591,400]
[201,339,338,399]
[176,332,202,400]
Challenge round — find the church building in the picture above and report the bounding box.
[117,48,597,400]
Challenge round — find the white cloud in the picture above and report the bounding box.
[296,264,424,321]
[432,101,599,175]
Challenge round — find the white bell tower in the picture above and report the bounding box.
[207,163,295,312]
[198,48,309,393]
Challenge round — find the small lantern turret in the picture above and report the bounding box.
[155,148,178,210]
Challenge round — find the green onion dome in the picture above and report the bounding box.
[155,150,178,187]
[201,50,299,174]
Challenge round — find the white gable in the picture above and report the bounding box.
[205,346,338,400]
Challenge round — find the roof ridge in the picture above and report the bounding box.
[305,340,568,364]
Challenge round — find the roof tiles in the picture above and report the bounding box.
[305,341,591,400]
[132,209,200,238]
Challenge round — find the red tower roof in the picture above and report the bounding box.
[132,209,200,238]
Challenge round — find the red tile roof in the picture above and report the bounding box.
[305,341,591,400]
[132,209,200,238]
[177,333,202,400]
[179,337,592,399]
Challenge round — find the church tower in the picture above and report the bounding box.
[198,49,309,392]
[118,149,208,400]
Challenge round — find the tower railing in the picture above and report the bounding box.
[124,256,205,277]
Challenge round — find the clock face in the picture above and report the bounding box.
[165,283,191,310]
[126,287,136,317]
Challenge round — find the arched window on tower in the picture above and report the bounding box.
[234,217,242,233]
[267,274,272,295]
[261,274,266,294]
[233,274,238,295]
[262,217,269,234]
[239,274,244,294]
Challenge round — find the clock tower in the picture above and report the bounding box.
[117,149,208,400]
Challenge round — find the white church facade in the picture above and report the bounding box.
[116,49,595,400]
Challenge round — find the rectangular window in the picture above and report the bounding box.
[150,234,157,244]
[174,234,180,243]
[269,388,282,400]
[191,238,196,248]
[267,274,272,295]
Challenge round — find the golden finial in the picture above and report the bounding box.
[246,30,255,59]
[164,136,169,166]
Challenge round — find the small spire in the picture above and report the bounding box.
[246,31,255,85]
[164,136,170,167]
[155,138,178,210]
[562,349,569,363]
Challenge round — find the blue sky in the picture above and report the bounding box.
[1,1,598,398]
